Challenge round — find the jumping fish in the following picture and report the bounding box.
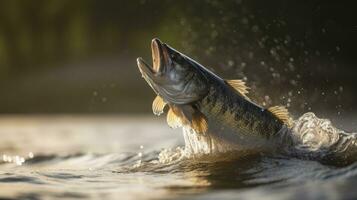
[137,38,293,155]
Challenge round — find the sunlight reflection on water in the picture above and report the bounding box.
[0,115,356,200]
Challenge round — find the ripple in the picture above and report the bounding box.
[0,175,44,184]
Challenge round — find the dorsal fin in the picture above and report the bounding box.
[226,79,250,99]
[152,95,166,116]
[268,106,293,127]
[166,108,182,128]
[191,111,208,134]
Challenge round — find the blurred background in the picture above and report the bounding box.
[1,2,357,199]
[0,0,355,116]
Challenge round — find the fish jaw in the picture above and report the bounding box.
[137,39,167,95]
[137,38,165,79]
[137,38,209,105]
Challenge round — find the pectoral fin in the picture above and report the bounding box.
[191,111,208,134]
[166,105,209,134]
[167,108,182,128]
[152,95,166,116]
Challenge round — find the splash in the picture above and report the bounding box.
[2,152,34,166]
[290,112,357,165]
[158,147,186,164]
[167,112,357,165]
[292,112,341,151]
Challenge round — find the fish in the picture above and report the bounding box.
[137,38,293,156]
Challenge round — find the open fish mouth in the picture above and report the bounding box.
[137,38,167,78]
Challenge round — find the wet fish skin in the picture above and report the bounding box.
[171,82,288,154]
[198,78,283,140]
[137,38,291,153]
[137,39,210,105]
[137,39,357,166]
[186,60,288,152]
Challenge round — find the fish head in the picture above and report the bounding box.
[137,38,209,104]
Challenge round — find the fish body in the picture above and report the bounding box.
[194,78,285,153]
[137,38,292,155]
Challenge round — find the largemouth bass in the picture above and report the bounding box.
[137,38,293,155]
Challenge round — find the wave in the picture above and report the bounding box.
[290,112,357,166]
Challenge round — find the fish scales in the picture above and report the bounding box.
[197,79,283,141]
[137,38,293,154]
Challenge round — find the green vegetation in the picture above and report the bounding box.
[0,0,354,113]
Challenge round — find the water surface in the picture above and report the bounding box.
[0,114,356,200]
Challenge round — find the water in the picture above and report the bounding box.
[0,114,357,200]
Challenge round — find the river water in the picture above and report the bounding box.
[0,114,356,200]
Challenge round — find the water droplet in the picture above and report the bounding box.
[241,17,249,25]
[288,63,295,71]
[290,80,297,86]
[28,152,34,158]
[180,18,186,25]
[339,86,343,92]
[228,60,234,67]
[252,25,259,32]
[211,30,218,38]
